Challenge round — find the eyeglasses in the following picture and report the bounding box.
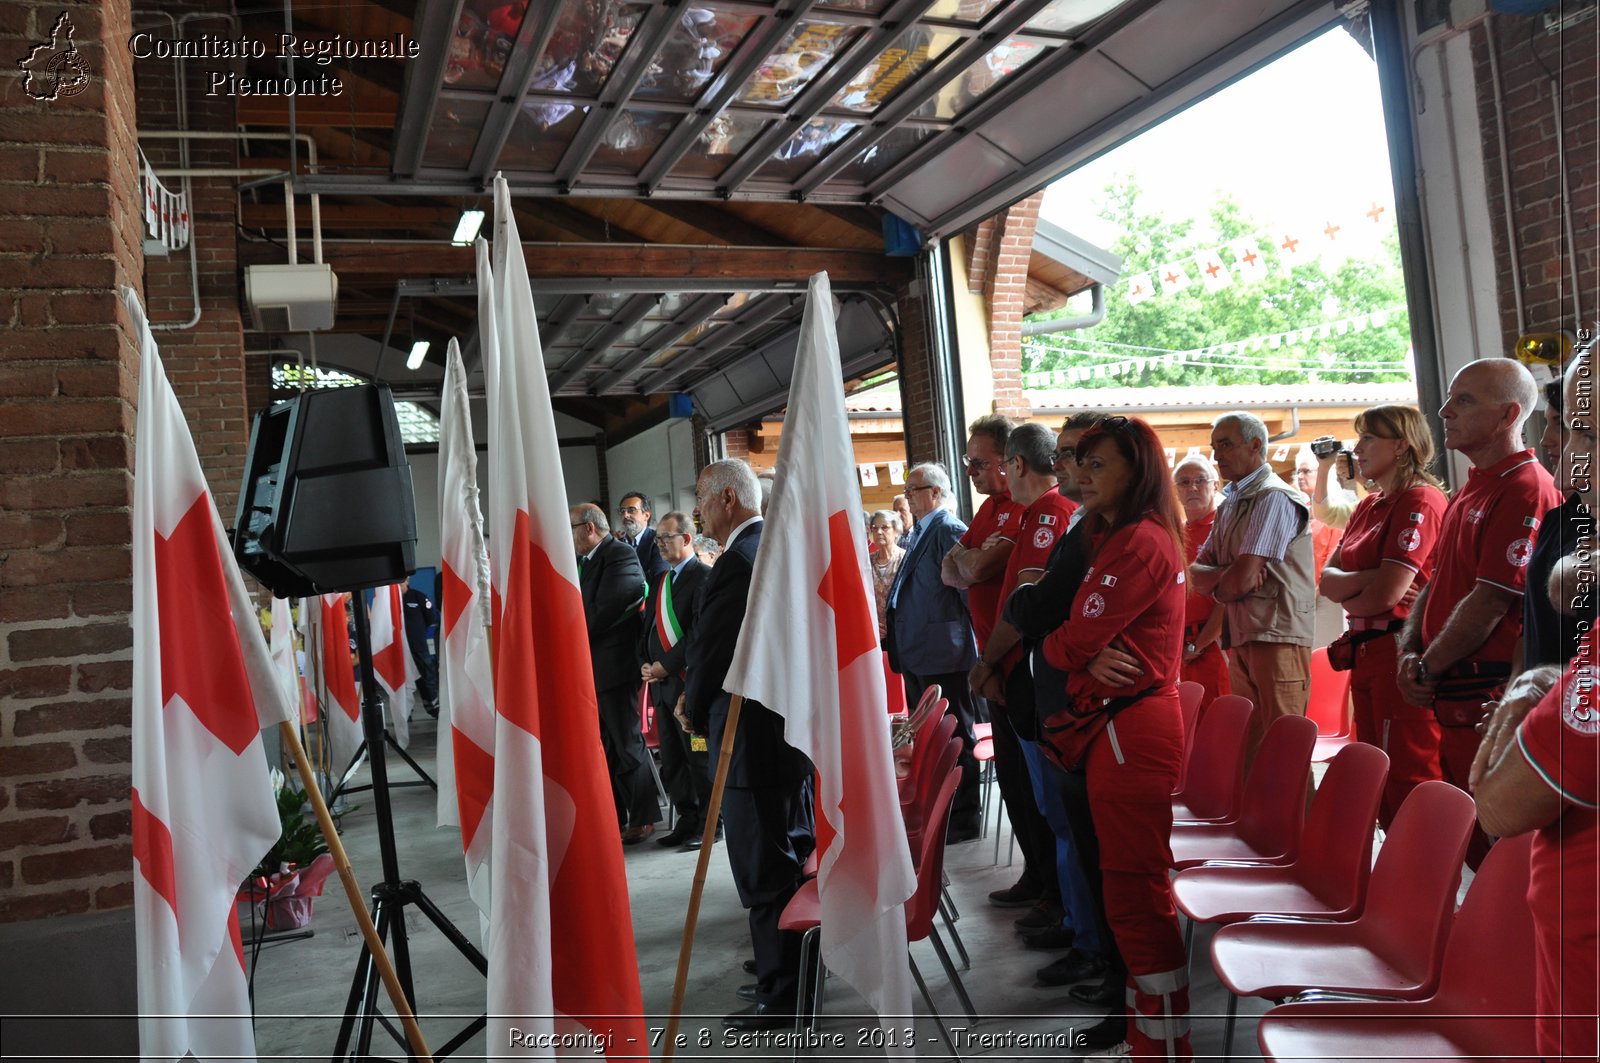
[869,524,894,532]
[960,455,994,472]
[1052,447,1076,463]
[906,483,937,494]
[1095,415,1131,430]
[1174,477,1216,489]
[570,521,589,529]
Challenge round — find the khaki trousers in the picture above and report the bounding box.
[1227,640,1312,776]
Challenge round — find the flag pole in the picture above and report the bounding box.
[276,720,434,1063]
[661,693,745,1060]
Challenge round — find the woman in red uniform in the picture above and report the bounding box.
[1173,455,1229,711]
[1042,416,1190,1062]
[1317,405,1448,828]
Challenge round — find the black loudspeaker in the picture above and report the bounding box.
[231,383,417,597]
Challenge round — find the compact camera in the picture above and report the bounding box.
[1309,436,1342,459]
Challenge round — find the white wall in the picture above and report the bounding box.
[407,405,605,569]
[605,417,700,522]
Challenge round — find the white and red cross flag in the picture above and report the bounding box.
[1125,271,1155,305]
[1198,250,1233,293]
[434,337,496,931]
[1229,240,1266,281]
[1158,261,1193,295]
[723,271,917,1044]
[481,174,646,1054]
[367,581,416,747]
[303,592,364,785]
[126,285,293,1063]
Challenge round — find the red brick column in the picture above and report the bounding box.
[0,0,144,922]
[1472,17,1599,349]
[987,193,1042,419]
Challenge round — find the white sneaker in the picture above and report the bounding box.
[1085,1041,1132,1061]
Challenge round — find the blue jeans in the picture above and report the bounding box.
[1017,727,1102,955]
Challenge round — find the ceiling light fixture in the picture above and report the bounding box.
[451,209,486,246]
[407,340,431,370]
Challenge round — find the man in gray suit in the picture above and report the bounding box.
[885,461,982,840]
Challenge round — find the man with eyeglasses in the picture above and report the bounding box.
[571,503,659,845]
[618,490,669,582]
[1190,412,1317,774]
[884,461,983,840]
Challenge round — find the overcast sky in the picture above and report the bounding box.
[1041,27,1398,253]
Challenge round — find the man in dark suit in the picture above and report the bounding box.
[684,460,815,1032]
[618,490,669,583]
[884,461,982,839]
[570,503,659,844]
[638,510,712,849]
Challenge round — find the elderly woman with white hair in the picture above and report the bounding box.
[1173,455,1230,709]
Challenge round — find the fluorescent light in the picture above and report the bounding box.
[407,340,431,370]
[451,209,486,246]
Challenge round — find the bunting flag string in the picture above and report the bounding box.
[138,147,191,251]
[1070,198,1398,308]
[1021,305,1409,388]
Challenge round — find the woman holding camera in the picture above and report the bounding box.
[1041,415,1191,1062]
[1317,405,1448,827]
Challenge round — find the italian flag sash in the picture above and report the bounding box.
[654,572,683,650]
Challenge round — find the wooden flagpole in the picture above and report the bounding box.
[661,693,744,1060]
[276,721,434,1063]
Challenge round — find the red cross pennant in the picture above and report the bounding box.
[1239,248,1259,268]
[1164,271,1181,285]
[1366,202,1386,223]
[1205,261,1222,278]
[1280,235,1299,253]
[1322,221,1341,240]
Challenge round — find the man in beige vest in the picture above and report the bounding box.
[1191,412,1317,768]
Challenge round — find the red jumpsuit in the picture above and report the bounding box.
[1421,449,1560,865]
[1180,510,1229,713]
[1045,518,1189,1061]
[1515,631,1599,1062]
[1336,483,1448,827]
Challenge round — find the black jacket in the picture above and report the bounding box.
[638,557,709,705]
[578,534,647,688]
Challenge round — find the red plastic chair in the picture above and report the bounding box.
[781,760,970,1054]
[1169,713,1317,869]
[1175,680,1206,791]
[1171,694,1252,822]
[1173,743,1388,928]
[1257,833,1537,1063]
[1306,647,1353,762]
[899,703,951,808]
[639,680,672,825]
[1209,781,1476,1055]
[902,715,960,851]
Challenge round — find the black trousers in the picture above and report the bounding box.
[991,703,1058,901]
[722,775,816,1008]
[902,670,983,830]
[651,687,709,831]
[596,680,659,829]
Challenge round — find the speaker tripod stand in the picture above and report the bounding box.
[331,602,486,1061]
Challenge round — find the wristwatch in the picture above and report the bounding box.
[1185,642,1197,655]
[1413,655,1432,683]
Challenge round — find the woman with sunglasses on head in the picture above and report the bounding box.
[1317,405,1448,828]
[1039,415,1191,1062]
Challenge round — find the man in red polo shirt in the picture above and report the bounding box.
[1397,357,1561,867]
[942,414,1047,913]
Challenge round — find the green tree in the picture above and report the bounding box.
[1024,176,1413,389]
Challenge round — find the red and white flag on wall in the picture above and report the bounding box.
[481,175,646,1055]
[435,337,496,929]
[368,582,416,748]
[724,272,917,1046]
[126,285,293,1063]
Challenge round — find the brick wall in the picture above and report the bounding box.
[0,0,145,922]
[1472,15,1599,347]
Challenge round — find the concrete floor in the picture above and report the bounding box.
[248,714,1261,1061]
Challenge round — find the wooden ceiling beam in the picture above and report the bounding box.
[632,201,792,247]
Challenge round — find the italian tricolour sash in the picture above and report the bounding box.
[654,572,683,650]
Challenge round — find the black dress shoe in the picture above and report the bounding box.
[1071,1014,1127,1052]
[1069,978,1122,1007]
[656,827,693,847]
[1019,925,1077,950]
[988,879,1042,908]
[722,1002,795,1031]
[743,959,757,975]
[945,820,981,844]
[736,982,759,1002]
[1015,900,1065,932]
[1036,948,1108,987]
